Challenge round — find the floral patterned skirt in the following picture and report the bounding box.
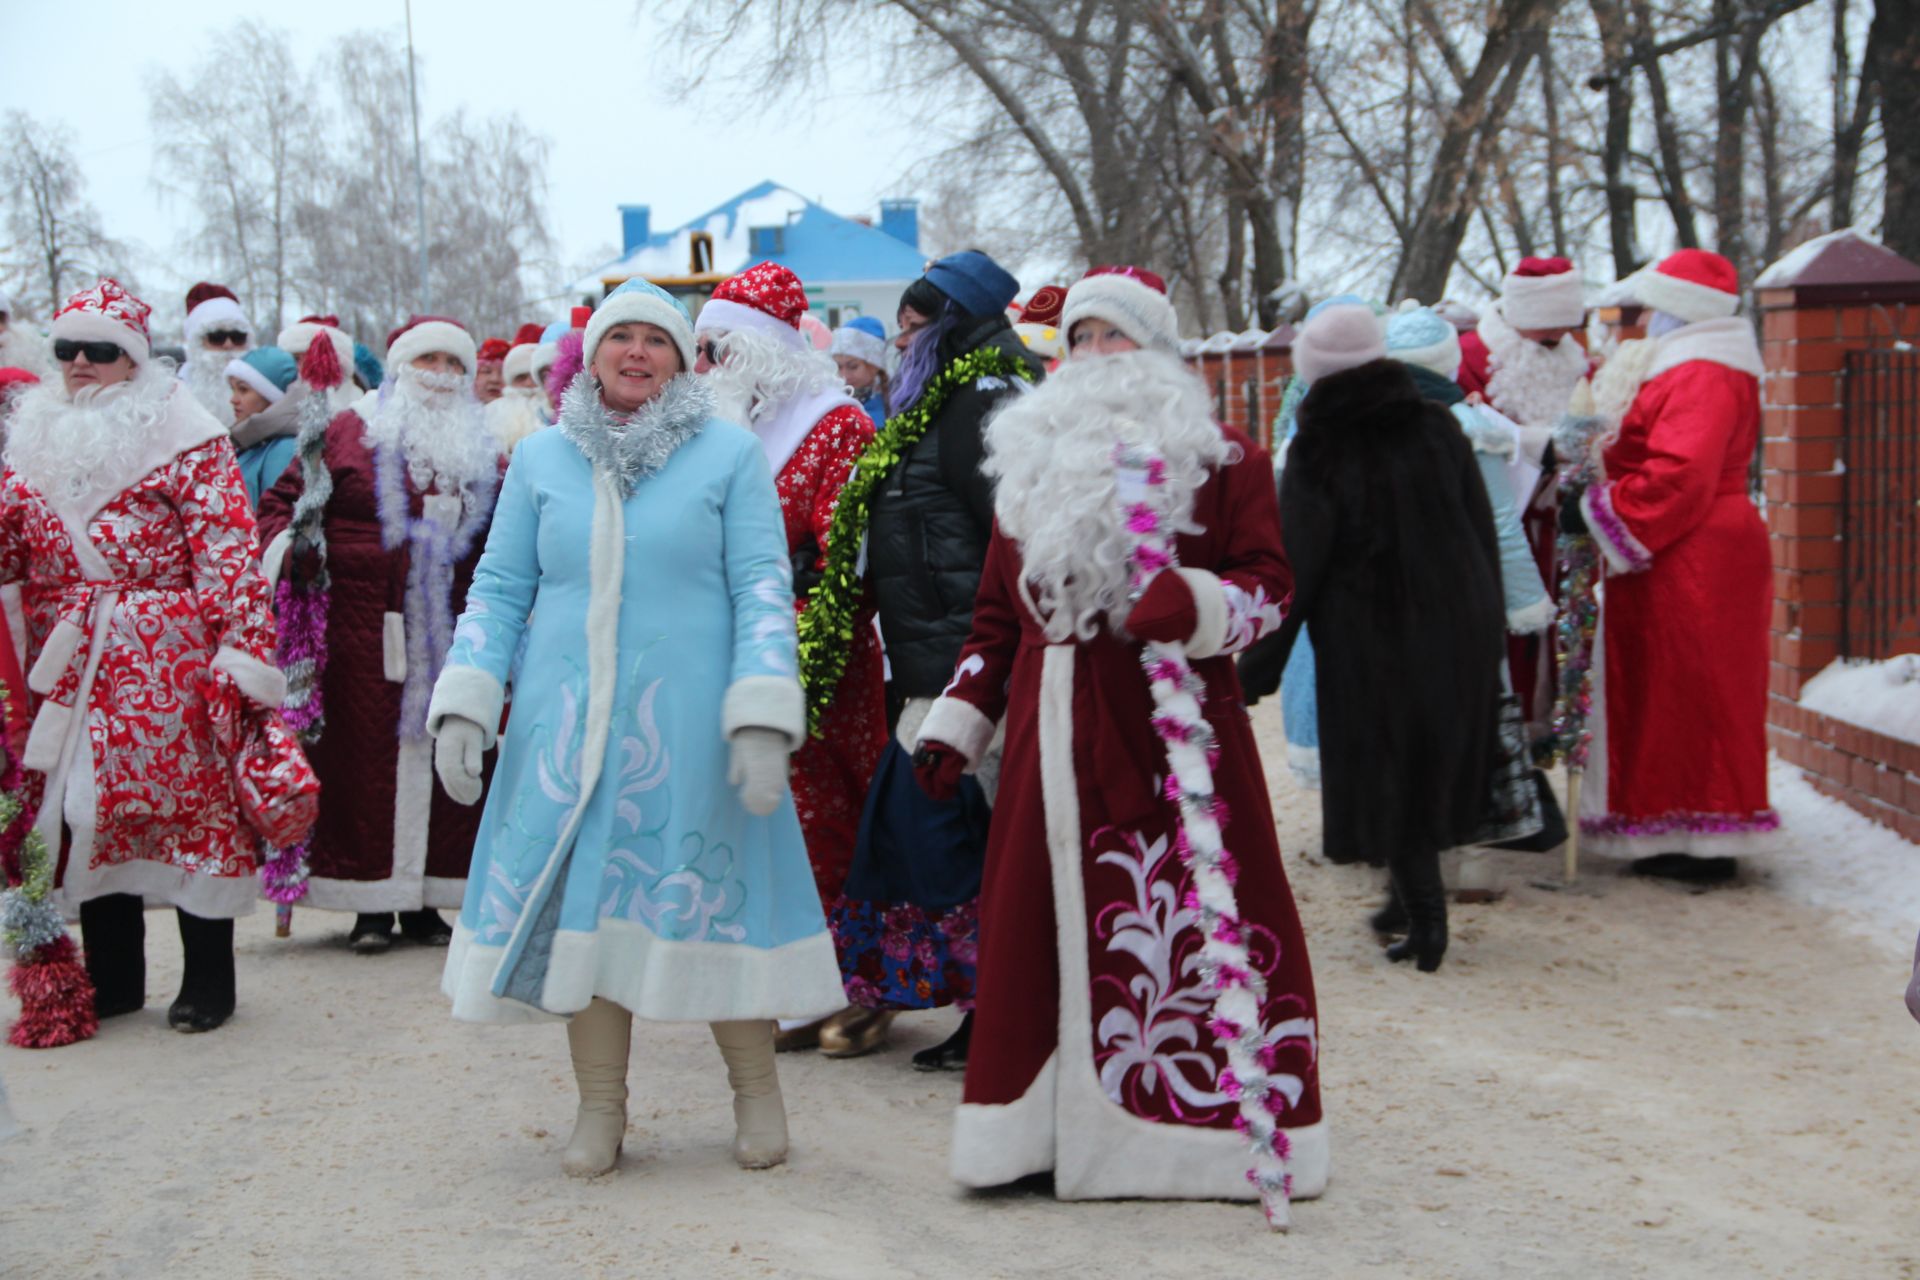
[828,740,989,1010]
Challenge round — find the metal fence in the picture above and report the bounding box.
[1840,348,1920,658]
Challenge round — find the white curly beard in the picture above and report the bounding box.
[702,327,848,426]
[363,366,498,492]
[182,345,240,426]
[1482,305,1589,426]
[4,362,177,507]
[484,385,548,454]
[984,348,1230,643]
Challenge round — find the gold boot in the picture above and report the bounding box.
[818,1007,896,1059]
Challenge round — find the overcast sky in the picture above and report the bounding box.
[3,0,940,311]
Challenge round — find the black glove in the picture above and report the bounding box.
[1558,488,1589,536]
[791,534,824,602]
[1539,439,1558,474]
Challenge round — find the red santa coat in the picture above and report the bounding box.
[257,404,500,912]
[920,428,1326,1202]
[768,402,888,904]
[0,385,285,918]
[1578,319,1776,852]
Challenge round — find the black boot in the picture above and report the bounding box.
[1384,850,1448,973]
[912,1011,972,1072]
[169,910,235,1033]
[1368,886,1409,937]
[79,893,146,1018]
[397,908,453,946]
[1629,853,1738,884]
[350,912,396,954]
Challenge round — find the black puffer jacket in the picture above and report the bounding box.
[870,315,1043,697]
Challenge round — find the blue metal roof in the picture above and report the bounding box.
[577,181,926,293]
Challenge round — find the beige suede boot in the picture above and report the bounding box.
[710,1019,788,1169]
[561,998,632,1177]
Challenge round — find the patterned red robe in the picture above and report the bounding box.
[774,403,889,904]
[920,428,1327,1202]
[256,405,499,912]
[1578,319,1775,852]
[0,385,284,918]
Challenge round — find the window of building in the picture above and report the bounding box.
[748,226,785,256]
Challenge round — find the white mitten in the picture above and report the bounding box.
[728,727,791,817]
[433,715,487,806]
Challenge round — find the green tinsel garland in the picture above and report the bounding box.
[796,344,1034,736]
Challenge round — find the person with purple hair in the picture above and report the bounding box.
[824,252,1042,1067]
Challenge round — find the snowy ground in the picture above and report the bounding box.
[3,701,1917,1279]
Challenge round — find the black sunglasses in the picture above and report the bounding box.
[697,339,722,364]
[52,339,126,365]
[203,329,249,347]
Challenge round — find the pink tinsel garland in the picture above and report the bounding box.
[1115,442,1293,1232]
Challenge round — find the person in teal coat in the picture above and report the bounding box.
[426,279,845,1179]
[222,346,302,509]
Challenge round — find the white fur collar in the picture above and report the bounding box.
[755,387,859,476]
[1646,317,1763,382]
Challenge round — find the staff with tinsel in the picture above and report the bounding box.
[1114,441,1294,1232]
[1543,411,1608,882]
[0,683,96,1048]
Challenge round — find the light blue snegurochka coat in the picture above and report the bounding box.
[426,376,845,1025]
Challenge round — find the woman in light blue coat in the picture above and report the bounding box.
[427,279,844,1179]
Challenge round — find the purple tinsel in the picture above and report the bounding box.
[1580,808,1782,838]
[1583,481,1653,573]
[274,581,331,739]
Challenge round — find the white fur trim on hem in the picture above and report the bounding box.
[212,645,288,707]
[27,619,84,695]
[299,873,465,914]
[1506,596,1557,635]
[916,695,996,767]
[261,529,293,589]
[1578,822,1783,860]
[952,1054,1060,1186]
[441,918,847,1026]
[721,674,806,748]
[56,857,261,920]
[1175,568,1230,659]
[428,665,506,749]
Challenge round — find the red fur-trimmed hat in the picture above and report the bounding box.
[1636,248,1741,324]
[1060,265,1179,352]
[696,261,811,351]
[475,337,511,366]
[52,278,153,364]
[1500,256,1585,330]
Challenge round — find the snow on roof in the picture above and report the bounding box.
[1800,655,1920,746]
[571,181,928,295]
[1754,228,1875,289]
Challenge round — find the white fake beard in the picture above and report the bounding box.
[984,348,1230,643]
[701,327,847,425]
[4,362,176,506]
[484,386,547,454]
[1481,306,1589,426]
[364,366,497,492]
[183,345,241,426]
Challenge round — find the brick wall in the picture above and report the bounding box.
[1189,344,1293,452]
[1755,237,1920,843]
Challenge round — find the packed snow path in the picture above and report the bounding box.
[4,701,1915,1278]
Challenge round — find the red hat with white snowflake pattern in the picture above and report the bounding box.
[52,278,153,365]
[696,261,812,351]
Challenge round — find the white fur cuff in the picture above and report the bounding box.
[382,612,407,683]
[22,700,72,772]
[261,529,293,589]
[1177,568,1230,659]
[1506,596,1556,635]
[721,675,806,749]
[917,695,996,768]
[427,665,506,749]
[213,646,288,708]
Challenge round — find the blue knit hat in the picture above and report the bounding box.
[225,345,298,403]
[1383,303,1463,378]
[924,251,1020,318]
[585,278,696,371]
[831,315,891,368]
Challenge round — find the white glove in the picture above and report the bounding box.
[433,715,487,806]
[728,727,791,817]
